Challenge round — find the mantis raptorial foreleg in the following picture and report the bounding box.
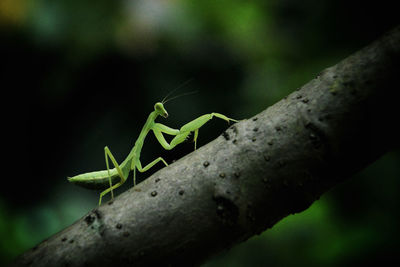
[153,127,190,150]
[154,123,180,135]
[100,146,127,205]
[153,112,237,151]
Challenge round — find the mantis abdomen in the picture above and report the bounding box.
[68,169,121,190]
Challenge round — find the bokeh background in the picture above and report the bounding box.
[1,0,399,266]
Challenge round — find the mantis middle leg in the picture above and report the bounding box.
[132,157,169,186]
[99,146,127,205]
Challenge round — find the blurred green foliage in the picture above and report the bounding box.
[1,0,398,266]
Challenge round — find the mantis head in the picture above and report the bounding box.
[154,102,168,118]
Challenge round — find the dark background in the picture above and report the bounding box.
[1,0,399,266]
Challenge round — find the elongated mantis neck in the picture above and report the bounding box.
[120,111,160,170]
[135,111,158,146]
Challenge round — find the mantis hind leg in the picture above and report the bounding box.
[194,129,199,150]
[99,181,124,206]
[100,146,127,205]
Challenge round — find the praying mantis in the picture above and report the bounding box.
[68,94,238,205]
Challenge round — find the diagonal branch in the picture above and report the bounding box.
[12,26,400,267]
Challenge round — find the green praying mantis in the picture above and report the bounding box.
[68,92,238,205]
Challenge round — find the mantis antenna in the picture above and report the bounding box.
[162,90,198,105]
[161,78,194,104]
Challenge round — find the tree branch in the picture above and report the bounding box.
[13,26,400,267]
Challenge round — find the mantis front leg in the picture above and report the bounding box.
[153,112,238,150]
[152,123,190,150]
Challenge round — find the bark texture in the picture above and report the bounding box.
[13,26,400,267]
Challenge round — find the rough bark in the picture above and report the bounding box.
[12,26,400,267]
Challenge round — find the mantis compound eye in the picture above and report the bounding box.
[154,102,163,111]
[154,102,168,118]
